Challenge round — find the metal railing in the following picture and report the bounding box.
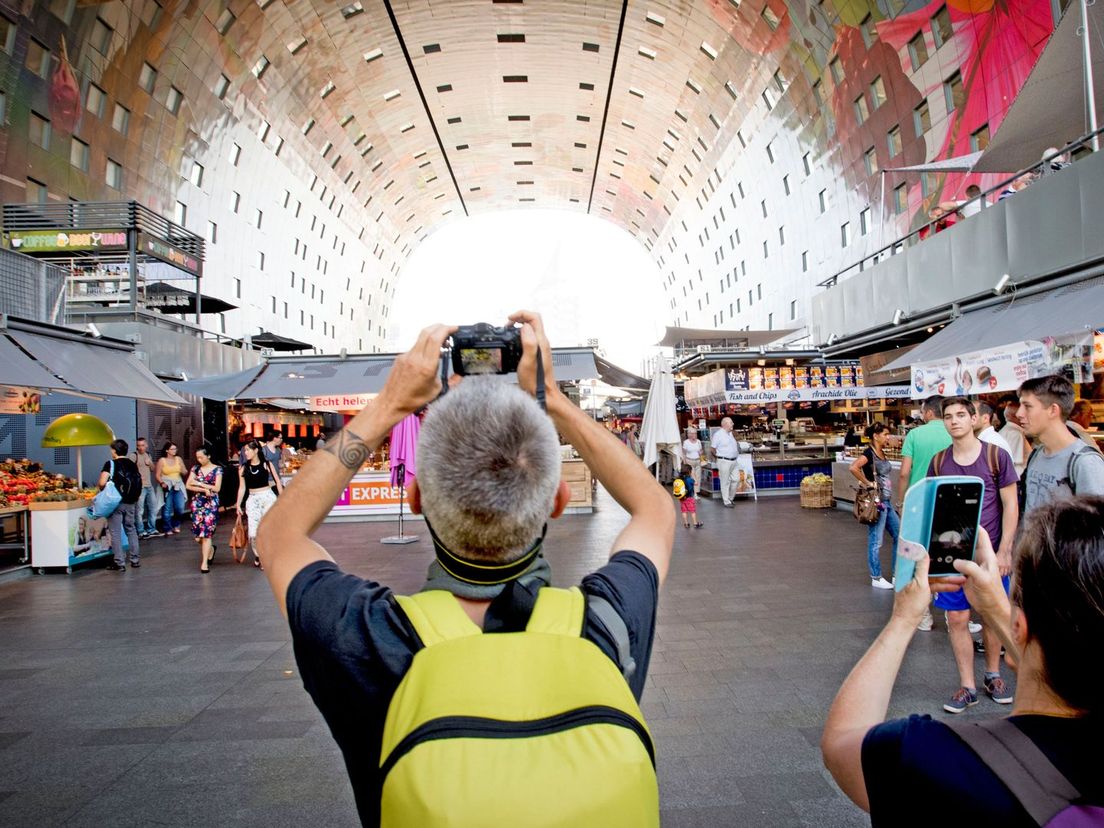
[817,126,1104,289]
[0,247,67,324]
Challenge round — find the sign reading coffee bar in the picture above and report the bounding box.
[6,229,128,252]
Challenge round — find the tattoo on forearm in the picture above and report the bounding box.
[323,428,370,470]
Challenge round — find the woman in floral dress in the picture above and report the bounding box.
[185,445,223,574]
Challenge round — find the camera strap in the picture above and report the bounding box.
[535,350,546,413]
[424,516,548,585]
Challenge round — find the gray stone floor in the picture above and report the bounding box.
[0,488,1013,826]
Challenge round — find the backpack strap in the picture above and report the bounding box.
[587,594,637,683]
[395,591,481,648]
[525,586,585,637]
[932,448,949,476]
[1065,444,1100,496]
[946,719,1081,826]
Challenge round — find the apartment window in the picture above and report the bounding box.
[0,16,15,53]
[860,14,877,48]
[230,191,240,212]
[91,17,113,53]
[760,200,768,218]
[818,189,828,213]
[207,220,217,243]
[790,300,797,320]
[757,284,762,300]
[802,152,812,176]
[173,201,187,226]
[864,147,879,176]
[766,142,775,164]
[234,278,241,299]
[913,99,931,135]
[841,222,851,247]
[0,91,5,123]
[166,86,183,115]
[255,209,263,229]
[907,32,928,70]
[801,250,809,272]
[970,123,990,153]
[931,5,953,49]
[69,137,89,171]
[26,178,47,203]
[283,302,288,319]
[763,240,769,258]
[214,74,230,100]
[215,8,235,34]
[85,84,106,117]
[860,207,872,236]
[229,143,241,166]
[828,57,843,84]
[893,183,908,214]
[778,225,785,246]
[29,112,51,150]
[112,104,130,135]
[105,159,122,189]
[257,251,265,270]
[768,313,773,330]
[138,62,157,93]
[869,76,887,109]
[944,71,964,113]
[853,94,869,125]
[783,174,791,195]
[189,161,204,187]
[811,79,823,109]
[887,125,903,157]
[25,39,50,77]
[921,172,938,198]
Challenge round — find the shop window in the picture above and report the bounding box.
[894,183,908,214]
[105,159,122,190]
[91,17,113,53]
[86,83,106,117]
[112,103,130,135]
[29,111,50,150]
[138,62,157,93]
[887,125,903,157]
[69,137,89,171]
[970,123,990,152]
[864,147,879,176]
[931,5,953,49]
[870,76,886,109]
[944,71,964,112]
[913,99,931,135]
[25,39,50,77]
[853,94,869,125]
[907,32,928,70]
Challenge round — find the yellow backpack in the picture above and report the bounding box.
[382,587,659,827]
[672,478,686,499]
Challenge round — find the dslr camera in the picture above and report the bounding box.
[450,323,523,376]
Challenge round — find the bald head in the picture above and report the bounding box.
[721,417,734,431]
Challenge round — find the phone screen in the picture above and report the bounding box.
[927,481,983,575]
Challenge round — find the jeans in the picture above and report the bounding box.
[136,486,158,534]
[866,504,900,580]
[162,484,187,530]
[108,501,140,566]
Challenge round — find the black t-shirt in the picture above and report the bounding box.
[862,714,1104,826]
[101,458,142,504]
[286,550,659,827]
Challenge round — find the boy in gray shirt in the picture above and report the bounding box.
[1018,375,1104,512]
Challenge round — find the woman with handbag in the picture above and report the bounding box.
[233,440,284,568]
[850,423,898,590]
[185,445,222,574]
[155,442,188,534]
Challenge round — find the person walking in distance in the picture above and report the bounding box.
[156,442,188,534]
[257,312,674,825]
[1018,375,1104,514]
[998,394,1029,476]
[263,431,285,473]
[674,462,704,529]
[681,427,705,495]
[974,402,1014,458]
[850,423,897,590]
[711,417,741,507]
[1067,400,1102,454]
[129,437,161,538]
[235,440,284,568]
[927,398,1019,714]
[186,445,223,574]
[894,396,951,629]
[98,439,143,571]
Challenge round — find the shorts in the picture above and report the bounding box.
[679,496,697,514]
[934,575,1010,612]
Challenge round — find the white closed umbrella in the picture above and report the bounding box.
[639,357,682,475]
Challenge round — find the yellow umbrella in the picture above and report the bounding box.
[41,413,115,486]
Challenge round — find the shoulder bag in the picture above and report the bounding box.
[91,460,123,518]
[853,485,881,525]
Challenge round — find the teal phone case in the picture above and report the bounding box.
[893,475,985,592]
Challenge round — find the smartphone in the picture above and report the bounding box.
[894,476,985,591]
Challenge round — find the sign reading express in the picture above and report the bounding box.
[7,230,127,252]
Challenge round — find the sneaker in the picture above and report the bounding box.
[968,621,982,634]
[984,675,1014,704]
[973,639,986,654]
[105,562,126,572]
[943,687,979,714]
[917,609,934,632]
[871,577,894,590]
[129,560,141,568]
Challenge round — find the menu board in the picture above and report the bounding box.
[778,366,795,388]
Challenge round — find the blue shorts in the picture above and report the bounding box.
[933,575,1011,612]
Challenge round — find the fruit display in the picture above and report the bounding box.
[800,473,832,486]
[0,460,83,508]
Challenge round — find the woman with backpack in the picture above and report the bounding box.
[234,440,284,568]
[849,423,898,590]
[823,496,1104,824]
[97,439,143,571]
[185,444,222,574]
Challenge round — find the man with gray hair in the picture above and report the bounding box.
[710,417,741,507]
[258,312,675,825]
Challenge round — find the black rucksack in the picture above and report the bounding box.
[114,459,143,504]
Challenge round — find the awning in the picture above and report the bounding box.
[250,331,314,352]
[7,327,187,405]
[242,355,396,398]
[883,151,984,173]
[167,364,265,401]
[657,326,796,348]
[0,334,80,394]
[594,354,650,390]
[882,277,1104,373]
[549,349,599,382]
[975,4,1102,173]
[145,281,236,315]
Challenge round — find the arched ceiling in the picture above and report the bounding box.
[256,0,768,259]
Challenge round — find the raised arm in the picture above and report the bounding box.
[256,324,455,616]
[510,311,676,584]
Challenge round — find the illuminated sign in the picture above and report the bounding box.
[138,234,201,276]
[6,230,128,252]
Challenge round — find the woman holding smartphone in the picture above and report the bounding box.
[822,497,1104,824]
[849,423,898,590]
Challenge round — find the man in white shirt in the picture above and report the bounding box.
[957,184,986,218]
[710,418,740,507]
[681,428,705,493]
[1068,400,1102,454]
[974,401,1013,457]
[997,395,1028,475]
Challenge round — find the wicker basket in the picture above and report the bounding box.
[800,478,834,509]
